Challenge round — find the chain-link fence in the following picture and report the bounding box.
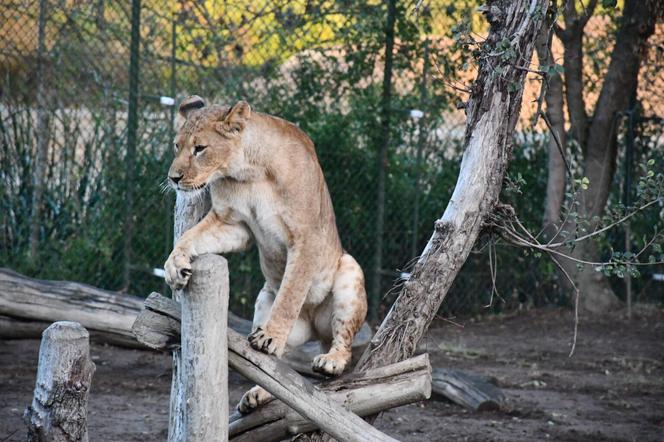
[1,1,662,320]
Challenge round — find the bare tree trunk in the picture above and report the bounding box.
[356,0,548,370]
[558,0,657,313]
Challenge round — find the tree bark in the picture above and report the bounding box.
[24,321,96,442]
[355,0,548,371]
[559,3,589,151]
[0,267,144,341]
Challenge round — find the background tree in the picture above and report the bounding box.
[539,0,662,313]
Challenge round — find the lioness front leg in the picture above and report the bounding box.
[164,209,251,289]
[313,254,367,376]
[248,244,314,357]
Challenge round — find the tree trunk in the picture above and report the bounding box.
[559,0,657,313]
[354,0,548,372]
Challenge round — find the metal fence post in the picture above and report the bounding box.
[371,0,397,321]
[411,38,430,259]
[623,91,636,319]
[28,0,50,262]
[123,0,141,291]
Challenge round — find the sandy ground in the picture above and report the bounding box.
[1,307,663,441]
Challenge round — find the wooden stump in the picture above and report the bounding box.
[24,321,96,442]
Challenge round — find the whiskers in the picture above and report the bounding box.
[159,178,174,194]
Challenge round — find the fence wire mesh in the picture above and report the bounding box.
[1,1,662,320]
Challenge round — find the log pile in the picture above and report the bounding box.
[133,291,431,441]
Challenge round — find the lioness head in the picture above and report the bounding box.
[168,95,251,191]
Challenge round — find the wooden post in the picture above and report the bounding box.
[168,191,212,441]
[170,254,229,441]
[24,321,96,442]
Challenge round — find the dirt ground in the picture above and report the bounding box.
[1,307,663,442]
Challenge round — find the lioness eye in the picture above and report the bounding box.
[194,145,207,156]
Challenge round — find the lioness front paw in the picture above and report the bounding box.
[247,326,286,357]
[312,351,350,376]
[237,386,273,414]
[164,250,192,290]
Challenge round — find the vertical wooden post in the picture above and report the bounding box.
[24,321,96,442]
[175,254,229,441]
[168,191,218,441]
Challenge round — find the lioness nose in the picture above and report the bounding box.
[169,173,183,184]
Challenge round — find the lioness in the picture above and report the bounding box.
[164,96,367,413]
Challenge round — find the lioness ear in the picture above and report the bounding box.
[179,95,206,118]
[217,100,251,135]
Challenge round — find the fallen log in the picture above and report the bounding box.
[134,292,424,441]
[0,268,371,362]
[432,368,505,411]
[24,321,96,442]
[0,268,142,339]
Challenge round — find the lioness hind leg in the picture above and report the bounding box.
[312,254,367,376]
[239,285,315,414]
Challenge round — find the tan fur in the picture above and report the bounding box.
[164,96,368,413]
